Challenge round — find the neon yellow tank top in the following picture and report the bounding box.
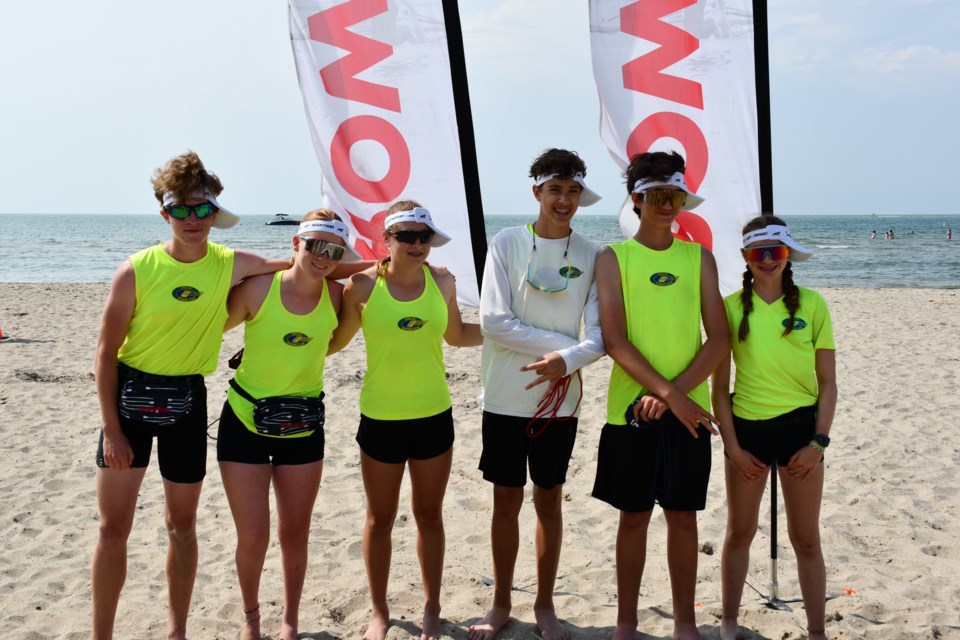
[359,265,451,420]
[118,242,234,376]
[605,238,709,424]
[227,271,338,436]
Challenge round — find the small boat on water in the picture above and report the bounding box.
[266,213,298,226]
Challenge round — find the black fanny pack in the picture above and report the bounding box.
[117,363,199,426]
[229,378,325,437]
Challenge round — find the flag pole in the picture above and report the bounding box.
[753,0,774,215]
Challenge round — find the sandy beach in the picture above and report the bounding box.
[1,283,958,640]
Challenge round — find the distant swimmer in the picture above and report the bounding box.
[870,230,876,240]
[949,229,953,240]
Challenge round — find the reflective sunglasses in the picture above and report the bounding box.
[742,244,790,263]
[300,236,346,260]
[391,229,435,245]
[525,229,572,294]
[643,188,687,209]
[164,202,218,220]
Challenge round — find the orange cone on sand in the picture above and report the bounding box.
[0,326,7,340]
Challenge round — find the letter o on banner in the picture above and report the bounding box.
[331,115,411,203]
[625,112,712,250]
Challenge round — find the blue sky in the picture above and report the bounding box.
[0,0,957,216]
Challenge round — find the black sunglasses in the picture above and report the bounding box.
[391,229,435,245]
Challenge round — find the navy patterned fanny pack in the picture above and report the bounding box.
[229,378,325,437]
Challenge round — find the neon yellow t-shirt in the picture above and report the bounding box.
[605,238,709,424]
[359,265,451,420]
[118,242,234,376]
[724,286,835,420]
[227,271,338,437]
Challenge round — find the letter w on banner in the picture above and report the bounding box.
[289,0,485,306]
[590,0,770,295]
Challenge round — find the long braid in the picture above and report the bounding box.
[781,262,801,335]
[737,267,754,342]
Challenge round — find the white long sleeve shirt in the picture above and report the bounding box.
[478,225,604,418]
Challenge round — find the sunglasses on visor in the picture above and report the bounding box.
[742,244,790,262]
[164,203,218,220]
[390,229,435,245]
[299,237,346,260]
[643,189,687,209]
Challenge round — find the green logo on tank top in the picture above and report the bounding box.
[171,286,202,301]
[649,273,678,286]
[559,265,583,278]
[398,317,426,331]
[782,317,807,330]
[283,332,312,346]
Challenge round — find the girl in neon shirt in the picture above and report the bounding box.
[713,215,838,640]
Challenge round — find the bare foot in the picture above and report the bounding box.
[421,602,442,640]
[534,607,570,640]
[363,609,390,640]
[468,605,511,640]
[240,605,261,640]
[807,630,827,640]
[612,622,637,640]
[719,616,741,640]
[672,621,701,640]
[279,620,297,640]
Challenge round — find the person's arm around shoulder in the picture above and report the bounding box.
[231,250,290,287]
[431,265,482,347]
[328,267,376,355]
[95,261,137,470]
[224,273,274,332]
[326,277,345,317]
[330,259,376,281]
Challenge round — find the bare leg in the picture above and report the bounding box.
[614,510,652,640]
[468,485,523,640]
[91,467,147,640]
[273,461,324,640]
[408,449,452,640]
[360,451,405,640]
[162,478,203,640]
[779,464,826,640]
[663,510,702,640]
[219,461,272,640]
[532,485,569,640]
[720,461,767,640]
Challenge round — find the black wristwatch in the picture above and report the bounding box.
[810,433,831,449]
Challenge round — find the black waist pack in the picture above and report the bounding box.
[117,363,198,427]
[229,378,325,437]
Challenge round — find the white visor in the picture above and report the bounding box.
[533,172,601,207]
[161,187,240,229]
[742,224,812,262]
[297,219,361,261]
[383,207,451,247]
[632,171,705,211]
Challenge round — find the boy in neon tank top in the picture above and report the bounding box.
[713,216,836,640]
[91,151,295,640]
[471,149,605,640]
[592,151,729,640]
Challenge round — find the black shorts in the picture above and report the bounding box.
[730,405,817,466]
[592,411,712,512]
[95,379,208,484]
[217,401,325,466]
[356,408,454,464]
[478,411,578,489]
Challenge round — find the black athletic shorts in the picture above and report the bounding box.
[479,411,578,489]
[730,404,817,466]
[592,411,712,512]
[356,407,454,464]
[217,401,325,466]
[95,378,208,484]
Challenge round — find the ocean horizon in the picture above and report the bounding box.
[1,213,957,289]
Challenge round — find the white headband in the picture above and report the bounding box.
[533,172,601,207]
[297,219,361,261]
[632,171,704,211]
[742,224,812,262]
[161,186,240,229]
[383,207,451,247]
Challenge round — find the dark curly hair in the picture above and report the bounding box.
[737,214,801,342]
[528,148,587,181]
